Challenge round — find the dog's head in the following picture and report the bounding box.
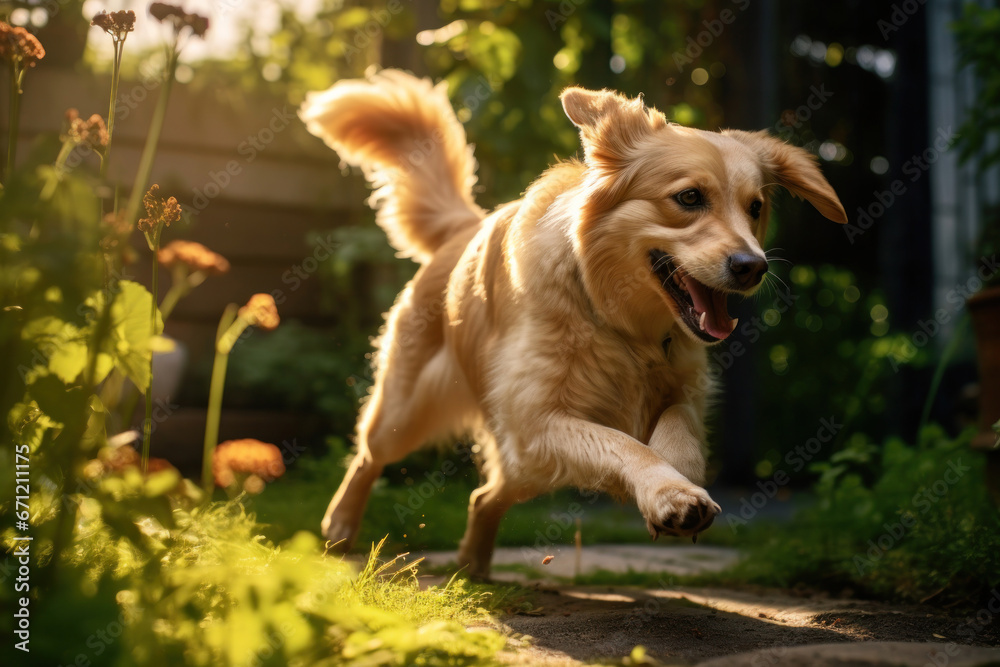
[561,86,847,344]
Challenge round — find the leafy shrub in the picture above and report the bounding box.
[733,426,1000,605]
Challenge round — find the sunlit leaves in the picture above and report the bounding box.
[86,280,163,392]
[19,280,161,392]
[465,23,521,83]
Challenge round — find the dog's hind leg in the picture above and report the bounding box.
[456,447,538,580]
[322,344,475,551]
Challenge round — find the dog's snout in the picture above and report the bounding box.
[728,253,768,288]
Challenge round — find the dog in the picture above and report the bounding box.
[299,69,846,578]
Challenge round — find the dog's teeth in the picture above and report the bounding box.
[699,311,707,331]
[730,317,738,332]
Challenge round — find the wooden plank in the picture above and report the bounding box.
[160,200,362,262]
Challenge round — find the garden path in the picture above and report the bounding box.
[417,545,1000,666]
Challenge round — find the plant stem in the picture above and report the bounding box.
[5,64,21,184]
[141,228,162,473]
[124,46,178,226]
[202,305,246,497]
[918,314,969,434]
[158,266,192,322]
[101,38,126,185]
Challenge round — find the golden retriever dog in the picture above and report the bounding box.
[300,69,846,578]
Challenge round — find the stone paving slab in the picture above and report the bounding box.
[418,544,741,581]
[695,641,1000,667]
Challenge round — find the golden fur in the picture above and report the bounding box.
[300,70,846,578]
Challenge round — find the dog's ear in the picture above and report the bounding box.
[561,88,624,128]
[727,130,847,224]
[561,87,667,164]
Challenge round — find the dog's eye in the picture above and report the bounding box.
[749,200,763,220]
[676,189,704,208]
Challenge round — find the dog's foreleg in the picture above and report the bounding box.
[529,415,720,540]
[646,404,708,486]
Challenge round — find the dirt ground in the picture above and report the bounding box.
[417,546,1000,666]
[495,583,1000,665]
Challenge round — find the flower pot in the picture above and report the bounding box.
[152,335,188,405]
[968,285,1000,505]
[968,286,1000,450]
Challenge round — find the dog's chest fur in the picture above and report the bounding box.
[555,321,703,442]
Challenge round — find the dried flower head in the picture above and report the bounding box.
[64,109,109,150]
[91,10,136,42]
[150,2,209,38]
[238,293,280,331]
[138,184,182,232]
[212,439,286,490]
[0,22,45,69]
[158,240,230,274]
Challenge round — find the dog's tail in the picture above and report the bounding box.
[300,69,485,263]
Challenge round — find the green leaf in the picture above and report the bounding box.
[87,281,163,392]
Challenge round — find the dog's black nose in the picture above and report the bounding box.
[729,253,768,288]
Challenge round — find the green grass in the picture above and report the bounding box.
[33,498,516,667]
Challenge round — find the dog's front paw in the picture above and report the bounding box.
[642,483,720,541]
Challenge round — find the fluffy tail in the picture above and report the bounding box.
[299,69,485,263]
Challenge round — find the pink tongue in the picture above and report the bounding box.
[684,277,733,339]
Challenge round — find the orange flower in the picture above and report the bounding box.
[64,109,109,150]
[158,240,230,274]
[138,184,182,232]
[212,439,285,489]
[0,22,45,68]
[99,446,179,479]
[238,293,280,331]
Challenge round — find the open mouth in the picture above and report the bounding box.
[649,250,737,342]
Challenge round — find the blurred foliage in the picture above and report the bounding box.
[731,426,1000,606]
[952,3,1000,171]
[953,4,1000,288]
[730,261,933,477]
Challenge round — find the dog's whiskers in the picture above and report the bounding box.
[767,271,791,295]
